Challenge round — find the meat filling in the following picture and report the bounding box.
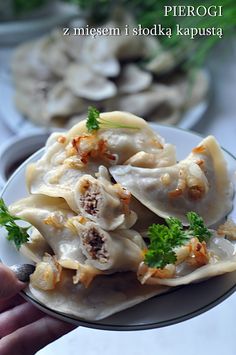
[80,184,101,216]
[82,228,109,263]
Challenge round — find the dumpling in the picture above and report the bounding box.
[26,111,176,210]
[28,270,169,321]
[65,64,117,100]
[9,195,146,284]
[137,229,236,287]
[110,136,234,226]
[28,164,137,231]
[74,166,137,230]
[77,221,146,273]
[11,40,53,81]
[108,84,183,125]
[9,195,84,267]
[116,64,152,94]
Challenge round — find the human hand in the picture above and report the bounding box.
[0,263,76,355]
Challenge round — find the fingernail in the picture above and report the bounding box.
[10,264,36,283]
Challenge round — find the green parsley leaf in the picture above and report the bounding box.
[86,106,100,132]
[187,211,212,243]
[144,212,211,269]
[145,220,189,269]
[86,106,140,132]
[0,198,30,250]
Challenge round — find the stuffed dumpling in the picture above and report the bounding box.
[75,166,137,230]
[138,223,236,287]
[10,195,146,287]
[26,111,176,210]
[110,136,233,226]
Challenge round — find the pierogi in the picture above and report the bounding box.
[110,135,233,226]
[7,110,236,321]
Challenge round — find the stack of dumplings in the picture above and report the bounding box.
[9,111,236,321]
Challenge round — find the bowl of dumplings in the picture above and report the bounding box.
[9,15,209,131]
[0,110,236,330]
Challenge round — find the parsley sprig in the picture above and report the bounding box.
[187,211,212,243]
[86,106,140,132]
[0,198,30,250]
[144,212,212,269]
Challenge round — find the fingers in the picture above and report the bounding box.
[0,301,45,338]
[0,263,76,354]
[0,316,76,355]
[0,264,26,300]
[0,294,25,313]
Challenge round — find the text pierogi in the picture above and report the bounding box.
[7,110,236,321]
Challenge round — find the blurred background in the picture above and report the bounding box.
[0,0,236,354]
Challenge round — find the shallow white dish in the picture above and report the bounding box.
[0,124,236,331]
[0,71,208,134]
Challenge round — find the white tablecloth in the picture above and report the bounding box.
[0,36,236,355]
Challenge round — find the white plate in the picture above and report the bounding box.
[0,71,208,135]
[0,125,236,331]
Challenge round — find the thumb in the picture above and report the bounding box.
[0,263,26,300]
